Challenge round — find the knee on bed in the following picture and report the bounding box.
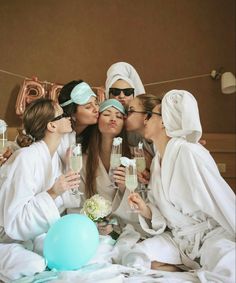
[121,248,151,269]
[0,244,46,281]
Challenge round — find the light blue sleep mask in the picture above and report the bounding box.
[60,82,96,107]
[99,99,126,115]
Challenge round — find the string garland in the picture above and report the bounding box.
[0,69,56,86]
[0,68,211,88]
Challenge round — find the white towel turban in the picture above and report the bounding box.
[162,90,202,143]
[105,62,145,99]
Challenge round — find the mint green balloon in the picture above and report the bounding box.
[43,214,99,270]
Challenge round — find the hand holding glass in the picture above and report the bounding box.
[68,143,83,195]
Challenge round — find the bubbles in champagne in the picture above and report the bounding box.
[110,153,121,168]
[70,155,82,172]
[135,156,146,172]
[125,174,138,192]
[0,139,7,154]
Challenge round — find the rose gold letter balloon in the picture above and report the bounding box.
[16,78,45,115]
[49,83,63,103]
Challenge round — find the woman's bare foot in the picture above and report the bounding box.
[151,261,182,272]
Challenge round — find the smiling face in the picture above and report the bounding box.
[109,80,134,107]
[144,104,163,142]
[126,97,147,135]
[98,106,124,138]
[74,96,99,126]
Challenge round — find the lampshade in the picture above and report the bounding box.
[221,72,236,94]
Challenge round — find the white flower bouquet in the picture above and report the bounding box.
[81,194,112,222]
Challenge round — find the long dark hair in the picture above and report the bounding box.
[85,124,130,199]
[58,79,97,153]
[58,80,83,128]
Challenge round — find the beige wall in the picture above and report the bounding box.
[0,0,235,132]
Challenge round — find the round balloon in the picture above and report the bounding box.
[43,214,99,270]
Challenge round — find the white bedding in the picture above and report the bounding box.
[9,227,200,283]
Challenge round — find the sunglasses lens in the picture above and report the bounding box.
[109,88,134,97]
[109,88,121,96]
[123,89,134,96]
[146,112,152,120]
[64,112,70,117]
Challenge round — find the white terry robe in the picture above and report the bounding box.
[105,62,145,99]
[0,141,81,282]
[122,89,236,282]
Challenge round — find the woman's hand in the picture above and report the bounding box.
[97,221,113,236]
[113,166,126,193]
[137,169,150,185]
[48,170,80,199]
[128,192,152,219]
[0,147,13,166]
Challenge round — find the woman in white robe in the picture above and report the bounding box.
[0,99,81,282]
[126,90,236,282]
[70,99,145,237]
[57,80,99,169]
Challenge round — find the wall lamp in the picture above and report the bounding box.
[211,68,236,94]
[144,68,236,95]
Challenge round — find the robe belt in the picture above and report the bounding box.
[173,219,215,237]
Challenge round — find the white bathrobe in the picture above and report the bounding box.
[123,90,235,282]
[124,138,235,282]
[0,141,80,282]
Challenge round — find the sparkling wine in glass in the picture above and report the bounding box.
[0,129,8,155]
[68,143,83,195]
[133,142,147,191]
[125,160,139,213]
[109,137,122,189]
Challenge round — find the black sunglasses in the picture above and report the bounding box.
[127,109,147,115]
[145,111,162,120]
[109,88,135,97]
[51,112,69,122]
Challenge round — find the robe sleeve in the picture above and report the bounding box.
[138,202,167,236]
[4,155,60,241]
[60,191,82,209]
[176,144,235,235]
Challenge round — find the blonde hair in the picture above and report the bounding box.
[135,94,162,112]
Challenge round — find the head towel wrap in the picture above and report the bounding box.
[105,62,145,99]
[161,90,202,143]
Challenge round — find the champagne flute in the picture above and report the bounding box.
[133,142,148,193]
[125,160,139,213]
[68,143,83,195]
[109,138,122,189]
[133,143,146,175]
[0,130,8,155]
